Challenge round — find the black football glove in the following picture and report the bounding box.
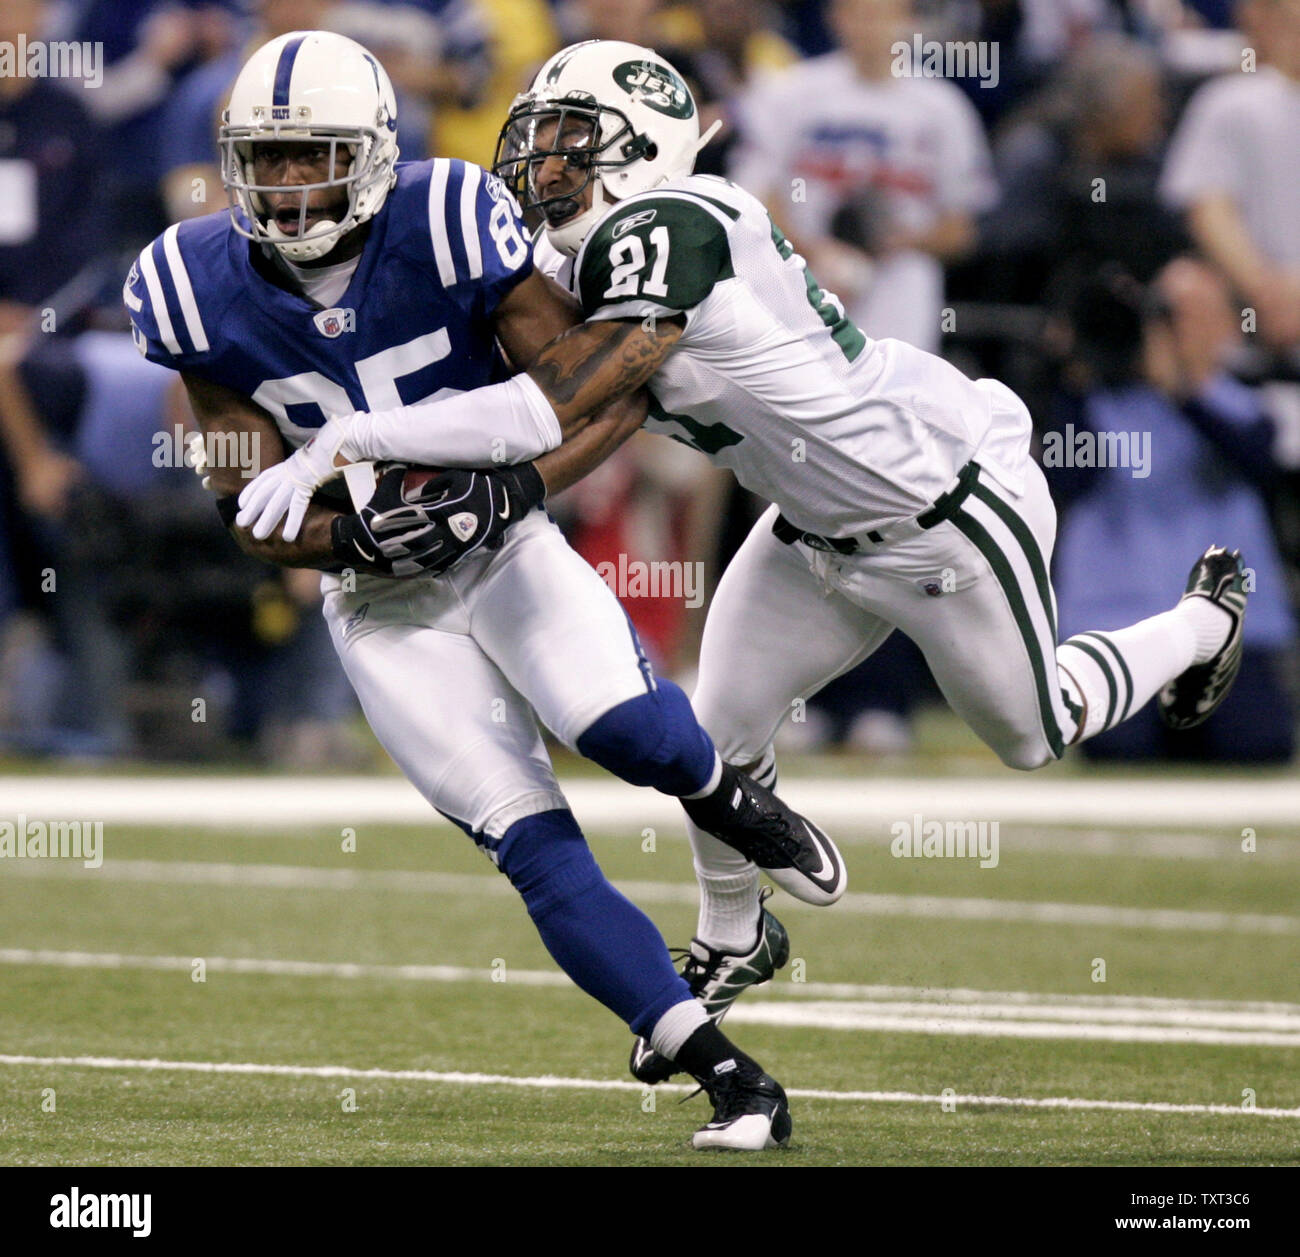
[331,462,545,578]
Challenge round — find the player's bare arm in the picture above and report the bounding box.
[491,266,653,494]
[182,373,344,569]
[525,313,683,432]
[491,258,681,421]
[533,386,648,496]
[491,265,584,364]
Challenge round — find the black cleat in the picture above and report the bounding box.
[630,891,790,1085]
[1158,546,1248,730]
[681,764,846,905]
[691,1061,792,1151]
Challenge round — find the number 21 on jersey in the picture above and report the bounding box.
[605,227,671,299]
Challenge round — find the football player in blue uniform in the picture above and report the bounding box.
[124,30,844,1150]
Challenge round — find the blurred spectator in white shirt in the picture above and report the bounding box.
[1160,0,1300,355]
[731,0,997,352]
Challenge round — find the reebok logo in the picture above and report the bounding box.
[612,209,657,239]
[343,602,370,637]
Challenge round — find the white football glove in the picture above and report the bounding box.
[235,414,354,542]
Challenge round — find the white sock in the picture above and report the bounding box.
[648,997,708,1059]
[689,823,762,952]
[686,750,771,950]
[1177,595,1234,664]
[1058,609,1197,742]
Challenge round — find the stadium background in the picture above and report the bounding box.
[1,0,1299,1169]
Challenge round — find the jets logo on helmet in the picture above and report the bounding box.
[611,61,695,120]
[492,39,720,256]
[220,30,400,262]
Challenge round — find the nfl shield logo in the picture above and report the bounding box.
[314,308,355,338]
[448,512,478,542]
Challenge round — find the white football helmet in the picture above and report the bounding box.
[220,30,399,262]
[493,39,720,255]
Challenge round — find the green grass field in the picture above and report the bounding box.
[1,750,1298,1166]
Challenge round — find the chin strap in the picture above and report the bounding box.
[264,217,344,262]
[547,181,611,257]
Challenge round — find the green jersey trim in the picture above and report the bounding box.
[769,221,867,363]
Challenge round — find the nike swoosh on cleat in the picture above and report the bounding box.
[801,822,834,881]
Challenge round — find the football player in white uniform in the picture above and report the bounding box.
[239,40,1249,1086]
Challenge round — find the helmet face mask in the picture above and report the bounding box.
[219,31,399,263]
[493,97,646,231]
[222,125,386,261]
[492,40,713,256]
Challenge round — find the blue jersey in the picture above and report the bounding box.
[123,159,533,450]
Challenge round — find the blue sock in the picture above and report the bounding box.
[497,809,692,1035]
[576,680,716,796]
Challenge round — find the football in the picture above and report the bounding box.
[393,466,447,498]
[342,461,446,509]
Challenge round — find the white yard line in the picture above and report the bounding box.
[0,774,1296,829]
[723,1004,1300,1048]
[7,946,1299,1011]
[0,1052,1295,1119]
[7,856,1299,934]
[0,947,570,988]
[4,948,1299,1047]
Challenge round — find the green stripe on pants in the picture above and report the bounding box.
[971,480,1057,639]
[951,508,1064,759]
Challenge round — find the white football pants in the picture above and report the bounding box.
[693,459,1076,780]
[321,507,652,851]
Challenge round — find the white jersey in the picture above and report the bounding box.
[541,174,1030,539]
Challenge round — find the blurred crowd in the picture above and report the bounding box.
[0,0,1296,765]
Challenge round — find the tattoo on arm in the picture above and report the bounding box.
[527,315,683,432]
